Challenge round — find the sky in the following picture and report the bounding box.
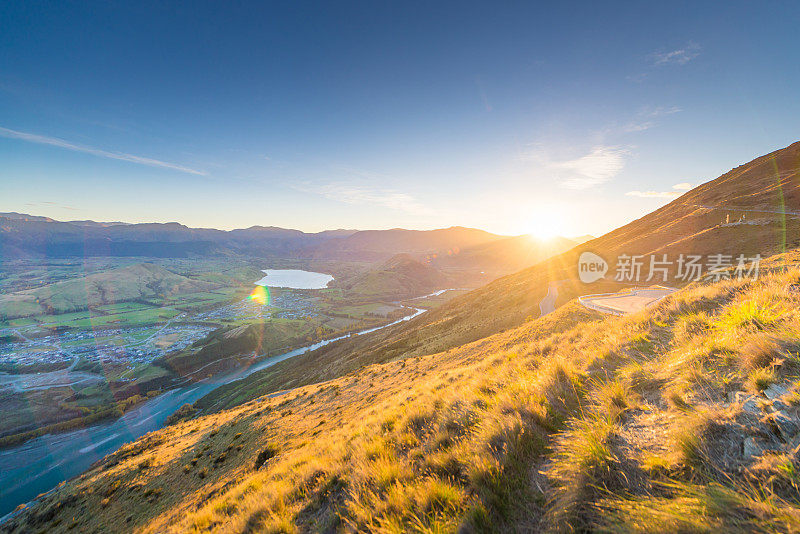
[2,1,800,237]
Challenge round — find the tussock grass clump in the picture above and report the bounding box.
[666,388,693,412]
[591,379,637,422]
[594,480,800,533]
[404,405,436,436]
[544,417,630,531]
[617,361,665,394]
[663,280,738,317]
[739,334,782,370]
[669,408,739,475]
[537,361,585,426]
[674,312,713,341]
[717,296,785,332]
[747,453,800,499]
[625,331,657,355]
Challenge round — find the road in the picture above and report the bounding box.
[0,371,103,393]
[539,281,561,316]
[690,203,800,216]
[579,287,676,316]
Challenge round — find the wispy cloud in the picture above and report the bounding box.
[621,106,682,133]
[0,126,206,175]
[552,146,629,189]
[626,182,695,199]
[315,182,430,214]
[650,43,701,66]
[25,201,80,211]
[520,145,629,190]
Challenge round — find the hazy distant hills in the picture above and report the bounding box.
[0,218,355,259]
[300,226,507,262]
[0,212,57,223]
[332,253,453,299]
[65,220,132,227]
[0,216,572,278]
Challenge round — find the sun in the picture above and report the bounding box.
[525,208,566,241]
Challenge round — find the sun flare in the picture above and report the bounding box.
[525,208,565,241]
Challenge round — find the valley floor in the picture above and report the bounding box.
[6,252,800,533]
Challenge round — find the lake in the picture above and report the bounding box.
[254,269,334,289]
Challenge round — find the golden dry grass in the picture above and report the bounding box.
[7,252,800,533]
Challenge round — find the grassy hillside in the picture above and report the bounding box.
[6,142,800,532]
[9,250,800,533]
[153,320,335,378]
[0,263,217,319]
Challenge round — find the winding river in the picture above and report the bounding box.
[0,303,430,521]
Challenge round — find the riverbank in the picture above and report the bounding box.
[0,303,428,522]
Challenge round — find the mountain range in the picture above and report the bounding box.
[0,214,584,281]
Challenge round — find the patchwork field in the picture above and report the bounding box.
[0,257,445,450]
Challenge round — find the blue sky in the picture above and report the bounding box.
[1,1,799,236]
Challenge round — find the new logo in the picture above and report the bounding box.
[578,251,608,283]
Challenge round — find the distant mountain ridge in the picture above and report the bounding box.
[301,226,507,262]
[0,212,56,223]
[66,220,132,227]
[0,215,509,263]
[0,214,579,278]
[0,215,359,259]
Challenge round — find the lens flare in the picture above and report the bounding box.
[248,285,270,305]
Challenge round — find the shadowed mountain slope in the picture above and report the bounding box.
[332,253,452,300]
[428,234,581,276]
